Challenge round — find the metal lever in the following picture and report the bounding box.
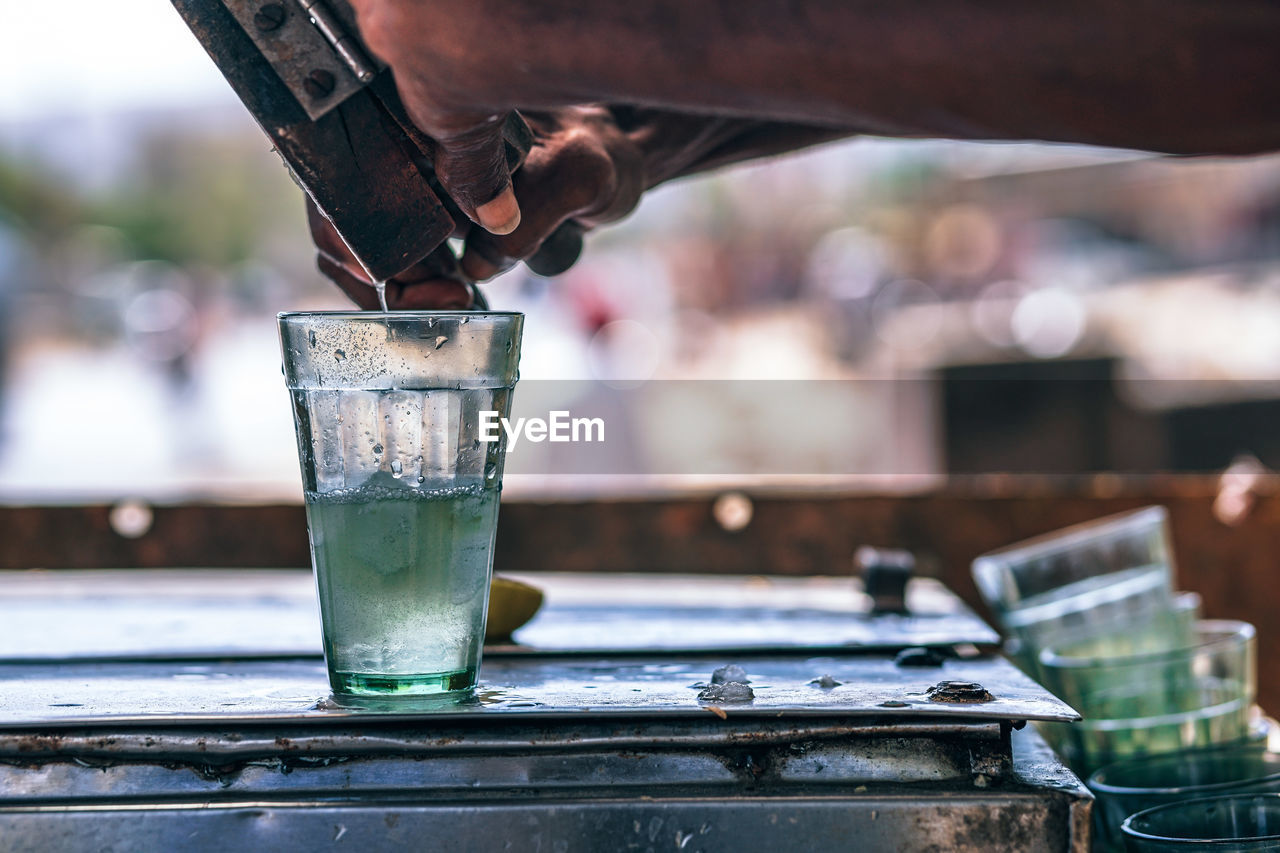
[855,546,914,616]
[173,0,585,287]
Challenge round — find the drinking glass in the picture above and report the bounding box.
[1122,793,1280,851]
[973,507,1177,656]
[279,311,522,701]
[1090,744,1280,852]
[1039,620,1256,776]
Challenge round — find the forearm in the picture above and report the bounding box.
[463,0,1280,155]
[609,107,855,189]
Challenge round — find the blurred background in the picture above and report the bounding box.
[4,0,1280,501]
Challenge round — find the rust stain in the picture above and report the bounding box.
[14,734,65,753]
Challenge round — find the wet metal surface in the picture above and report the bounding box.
[0,570,1063,725]
[0,571,997,661]
[0,653,1077,727]
[0,569,1088,850]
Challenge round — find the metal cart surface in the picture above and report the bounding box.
[0,569,1089,851]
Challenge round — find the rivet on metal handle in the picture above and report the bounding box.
[303,69,336,100]
[253,2,287,31]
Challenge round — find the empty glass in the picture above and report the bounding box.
[279,311,523,702]
[973,507,1177,658]
[1039,620,1256,776]
[1122,793,1280,851]
[1006,591,1200,679]
[1091,744,1280,852]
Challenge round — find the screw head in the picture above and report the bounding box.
[303,69,336,100]
[253,3,287,31]
[926,680,994,703]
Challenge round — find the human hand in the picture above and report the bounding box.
[307,199,476,310]
[309,105,649,304]
[348,0,567,238]
[454,107,645,282]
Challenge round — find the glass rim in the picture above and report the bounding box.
[973,505,1167,568]
[1069,696,1253,732]
[1122,792,1280,844]
[1090,744,1280,797]
[278,310,524,321]
[1038,619,1254,671]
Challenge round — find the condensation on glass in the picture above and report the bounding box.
[279,311,523,702]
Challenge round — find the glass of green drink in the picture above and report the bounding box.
[279,311,522,703]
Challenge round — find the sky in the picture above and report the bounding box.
[1,0,237,122]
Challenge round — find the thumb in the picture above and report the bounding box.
[428,112,522,236]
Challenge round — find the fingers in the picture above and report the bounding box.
[317,251,474,310]
[432,115,520,235]
[458,127,616,281]
[396,81,522,236]
[309,199,474,310]
[308,198,381,308]
[525,223,585,278]
[386,280,474,310]
[317,253,381,310]
[383,245,474,309]
[307,197,360,270]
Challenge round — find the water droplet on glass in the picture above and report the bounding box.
[485,462,497,480]
[390,460,403,477]
[435,336,448,349]
[505,341,512,353]
[461,316,470,325]
[308,330,317,347]
[416,475,425,484]
[373,444,383,455]
[334,349,346,361]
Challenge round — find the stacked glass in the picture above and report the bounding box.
[972,507,1266,849]
[1092,746,1280,851]
[972,507,1187,679]
[1038,620,1256,776]
[1122,793,1280,851]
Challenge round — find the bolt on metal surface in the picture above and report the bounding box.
[894,647,947,668]
[303,69,336,99]
[926,681,995,704]
[253,3,287,31]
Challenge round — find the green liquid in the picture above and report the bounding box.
[305,479,500,698]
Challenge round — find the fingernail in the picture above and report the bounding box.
[461,252,500,282]
[476,189,521,235]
